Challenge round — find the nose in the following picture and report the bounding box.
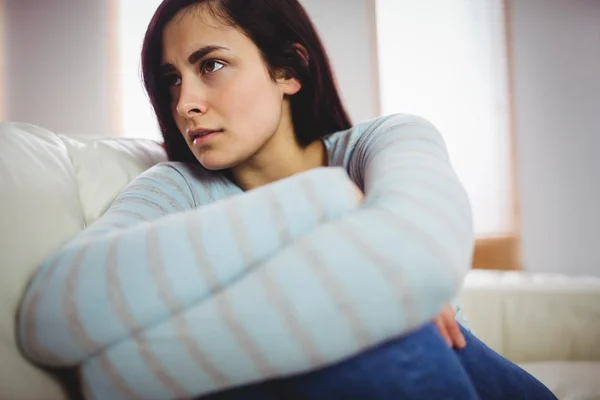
[175,79,208,118]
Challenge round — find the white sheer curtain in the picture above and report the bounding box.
[118,0,163,141]
[375,0,512,237]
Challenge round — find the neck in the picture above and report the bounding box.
[230,119,328,191]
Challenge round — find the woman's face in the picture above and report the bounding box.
[161,6,301,170]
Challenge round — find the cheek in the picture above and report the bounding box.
[172,110,185,133]
[220,73,281,128]
[169,98,185,133]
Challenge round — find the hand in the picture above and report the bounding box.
[434,305,466,349]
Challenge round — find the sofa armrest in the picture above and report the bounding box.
[459,270,600,362]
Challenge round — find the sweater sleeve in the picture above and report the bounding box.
[114,114,474,397]
[239,114,474,352]
[17,163,359,367]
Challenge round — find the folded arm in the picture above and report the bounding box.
[179,114,475,373]
[17,163,358,366]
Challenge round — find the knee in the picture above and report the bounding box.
[278,323,480,400]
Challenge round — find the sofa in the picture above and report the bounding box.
[1,121,599,399]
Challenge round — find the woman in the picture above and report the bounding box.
[17,0,556,399]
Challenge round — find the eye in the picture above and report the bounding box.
[201,60,225,74]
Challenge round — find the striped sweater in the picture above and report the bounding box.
[18,114,474,400]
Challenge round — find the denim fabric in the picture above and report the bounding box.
[202,324,557,400]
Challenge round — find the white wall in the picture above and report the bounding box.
[299,0,380,123]
[510,0,600,276]
[5,0,113,136]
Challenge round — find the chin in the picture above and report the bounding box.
[195,152,237,171]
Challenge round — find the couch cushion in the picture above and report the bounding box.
[0,122,167,399]
[460,270,600,362]
[59,135,167,226]
[0,122,82,399]
[520,361,600,400]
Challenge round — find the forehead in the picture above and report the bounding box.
[162,6,244,63]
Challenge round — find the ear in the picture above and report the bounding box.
[292,43,309,67]
[276,43,310,96]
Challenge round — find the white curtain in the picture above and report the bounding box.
[375,0,512,236]
[118,0,164,141]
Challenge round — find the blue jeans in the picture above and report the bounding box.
[201,324,557,400]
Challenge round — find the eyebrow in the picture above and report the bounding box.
[160,45,228,74]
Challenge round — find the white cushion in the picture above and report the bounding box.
[520,361,600,400]
[59,135,167,226]
[0,122,83,399]
[460,270,600,362]
[0,122,165,399]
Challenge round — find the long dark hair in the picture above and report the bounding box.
[141,0,351,163]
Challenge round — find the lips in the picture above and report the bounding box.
[188,128,223,144]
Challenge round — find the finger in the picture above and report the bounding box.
[434,317,452,347]
[444,314,466,349]
[442,304,456,318]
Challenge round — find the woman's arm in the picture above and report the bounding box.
[192,114,474,357]
[17,163,358,367]
[240,114,474,354]
[84,114,475,400]
[187,113,474,383]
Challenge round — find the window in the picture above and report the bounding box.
[375,0,519,268]
[116,0,163,140]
